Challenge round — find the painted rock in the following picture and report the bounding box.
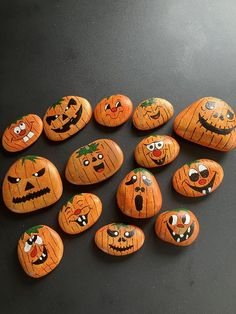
[95,223,145,256]
[58,193,102,234]
[18,225,63,278]
[155,209,199,246]
[133,98,174,130]
[94,94,133,127]
[2,155,63,213]
[43,96,92,141]
[172,159,223,197]
[134,135,180,168]
[173,97,236,151]
[2,114,43,152]
[117,168,162,218]
[65,139,124,185]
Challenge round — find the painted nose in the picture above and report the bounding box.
[135,187,145,192]
[19,130,26,136]
[25,181,35,191]
[198,179,207,185]
[74,208,81,215]
[111,107,117,112]
[153,149,161,157]
[219,115,224,121]
[92,157,97,162]
[30,246,37,258]
[62,114,68,120]
[177,223,184,228]
[118,237,126,242]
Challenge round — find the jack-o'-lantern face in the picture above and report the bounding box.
[116,168,162,218]
[2,114,43,152]
[174,97,236,151]
[2,155,63,213]
[133,98,174,130]
[43,96,92,141]
[95,223,145,256]
[94,94,133,127]
[155,209,199,246]
[18,225,64,278]
[134,135,180,168]
[58,193,102,234]
[172,159,224,197]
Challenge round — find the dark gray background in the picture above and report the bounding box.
[0,1,236,313]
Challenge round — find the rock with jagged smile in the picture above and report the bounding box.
[75,213,89,227]
[185,172,216,195]
[167,222,194,243]
[109,244,134,252]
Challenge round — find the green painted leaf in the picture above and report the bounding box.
[21,155,39,165]
[21,225,44,239]
[185,160,200,167]
[76,142,99,157]
[140,98,156,108]
[112,223,128,230]
[174,208,189,212]
[133,168,152,175]
[50,98,64,109]
[9,115,27,126]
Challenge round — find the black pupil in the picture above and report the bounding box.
[116,102,121,107]
[169,216,173,224]
[182,215,186,224]
[150,145,154,149]
[189,172,199,182]
[200,169,209,178]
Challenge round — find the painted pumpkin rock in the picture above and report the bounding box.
[18,225,63,278]
[133,98,174,130]
[172,159,223,197]
[134,135,180,168]
[2,155,63,213]
[58,193,102,234]
[43,96,92,141]
[2,114,43,152]
[94,94,133,127]
[117,168,162,218]
[65,139,124,185]
[155,209,199,246]
[95,223,145,256]
[173,97,236,152]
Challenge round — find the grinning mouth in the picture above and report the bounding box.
[109,244,134,252]
[150,110,160,120]
[135,194,143,212]
[75,213,89,227]
[93,162,105,173]
[32,246,48,265]
[151,155,166,166]
[198,113,236,135]
[51,105,83,133]
[13,187,50,204]
[167,222,194,243]
[186,172,216,195]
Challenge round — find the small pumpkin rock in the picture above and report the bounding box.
[134,135,180,168]
[155,209,199,246]
[94,94,133,127]
[95,223,145,256]
[2,155,63,213]
[172,159,223,197]
[18,225,63,278]
[133,98,174,130]
[43,96,92,141]
[2,114,43,152]
[173,97,236,151]
[58,193,102,234]
[117,168,162,218]
[65,139,124,185]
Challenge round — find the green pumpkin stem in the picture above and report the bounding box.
[140,98,156,108]
[21,225,44,240]
[76,142,99,157]
[50,98,64,109]
[21,155,39,165]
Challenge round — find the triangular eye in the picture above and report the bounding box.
[68,98,76,106]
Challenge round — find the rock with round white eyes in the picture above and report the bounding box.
[155,141,164,149]
[169,214,178,225]
[24,235,43,252]
[97,154,103,160]
[146,143,155,151]
[14,127,21,134]
[198,164,207,172]
[188,168,198,176]
[19,122,26,130]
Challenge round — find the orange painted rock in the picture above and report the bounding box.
[173,97,236,151]
[58,193,102,234]
[116,168,162,218]
[43,96,92,141]
[95,223,145,256]
[65,139,124,185]
[155,209,199,246]
[133,98,174,130]
[2,155,63,213]
[18,225,63,278]
[94,94,133,127]
[134,135,180,168]
[2,114,43,152]
[172,159,223,197]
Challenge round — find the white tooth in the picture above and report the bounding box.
[202,190,206,195]
[39,257,42,260]
[177,238,180,242]
[82,221,86,226]
[186,235,189,239]
[23,136,29,142]
[28,131,34,138]
[42,253,46,257]
[188,227,191,233]
[180,234,184,238]
[172,232,175,236]
[78,217,82,222]
[208,187,212,193]
[82,215,86,219]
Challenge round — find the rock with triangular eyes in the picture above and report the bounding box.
[172,159,224,197]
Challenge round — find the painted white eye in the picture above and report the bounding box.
[155,141,164,149]
[19,122,26,130]
[182,213,190,225]
[14,127,21,134]
[189,168,198,176]
[124,231,129,237]
[98,154,103,160]
[133,175,137,180]
[198,164,207,172]
[169,214,178,225]
[83,160,90,166]
[114,231,119,236]
[146,143,155,151]
[35,236,43,245]
[24,241,32,252]
[142,175,147,180]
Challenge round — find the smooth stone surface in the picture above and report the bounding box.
[58,193,102,234]
[134,134,180,168]
[95,223,145,256]
[18,225,63,278]
[173,97,236,152]
[155,209,199,246]
[116,168,162,218]
[2,155,63,213]
[133,98,174,130]
[2,114,43,152]
[172,159,224,197]
[65,139,124,185]
[43,96,92,141]
[94,94,133,127]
